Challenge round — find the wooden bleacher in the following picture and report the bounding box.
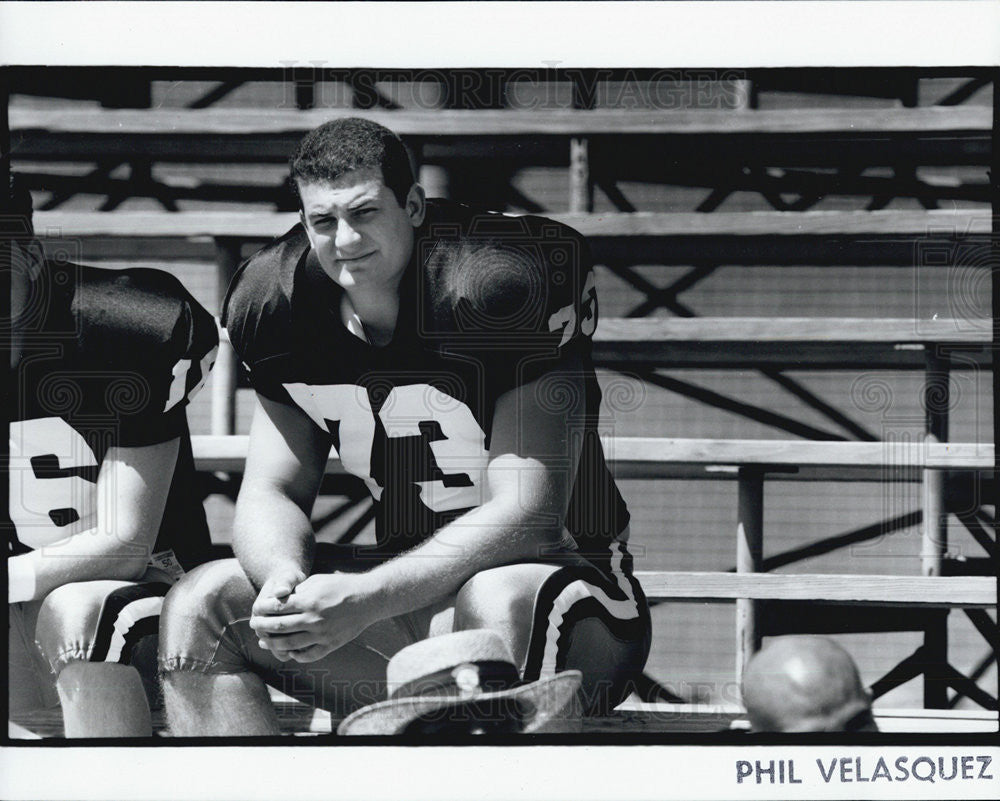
[32,209,993,356]
[12,104,994,131]
[29,208,993,372]
[193,434,993,478]
[33,208,990,238]
[11,105,991,147]
[29,206,993,274]
[11,104,991,212]
[10,436,993,739]
[591,317,989,369]
[12,697,997,738]
[190,433,996,704]
[8,73,994,733]
[24,209,995,717]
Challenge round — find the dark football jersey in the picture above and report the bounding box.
[223,199,631,570]
[7,260,218,572]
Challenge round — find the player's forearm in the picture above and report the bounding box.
[363,498,563,620]
[232,480,315,591]
[8,533,151,603]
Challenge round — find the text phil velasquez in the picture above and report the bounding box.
[736,755,993,785]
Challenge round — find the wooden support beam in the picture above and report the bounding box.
[921,350,950,706]
[413,140,450,200]
[922,352,951,577]
[922,618,950,708]
[210,237,242,436]
[736,468,764,681]
[568,137,592,212]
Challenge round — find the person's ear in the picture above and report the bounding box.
[405,184,426,228]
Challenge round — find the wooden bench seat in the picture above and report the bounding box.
[11,106,990,216]
[14,105,988,214]
[33,208,992,269]
[636,571,995,608]
[28,209,994,369]
[583,703,999,734]
[9,435,992,739]
[191,434,994,481]
[206,315,988,384]
[10,104,993,144]
[189,431,996,702]
[11,702,995,738]
[591,316,990,369]
[31,208,991,239]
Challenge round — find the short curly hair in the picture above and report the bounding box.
[289,117,416,208]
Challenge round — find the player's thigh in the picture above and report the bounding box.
[527,560,650,712]
[456,559,651,713]
[8,600,59,714]
[34,577,169,675]
[453,562,562,631]
[218,610,432,717]
[160,558,426,717]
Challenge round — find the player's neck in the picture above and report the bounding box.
[340,290,399,347]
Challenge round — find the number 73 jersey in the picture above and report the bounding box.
[224,199,632,565]
[7,261,218,570]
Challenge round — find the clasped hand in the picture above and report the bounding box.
[249,571,375,663]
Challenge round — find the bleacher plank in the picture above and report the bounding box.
[11,702,994,738]
[591,703,998,734]
[11,106,992,137]
[30,207,991,368]
[197,308,987,398]
[603,437,993,469]
[635,572,996,608]
[12,107,991,167]
[31,208,994,269]
[192,435,994,480]
[31,208,991,239]
[597,317,988,344]
[590,317,991,369]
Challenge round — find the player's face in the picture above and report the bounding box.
[298,169,425,293]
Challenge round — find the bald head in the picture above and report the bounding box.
[742,636,875,732]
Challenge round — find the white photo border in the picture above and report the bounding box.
[1,2,997,801]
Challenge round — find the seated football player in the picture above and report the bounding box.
[741,636,877,733]
[5,176,218,737]
[159,117,651,735]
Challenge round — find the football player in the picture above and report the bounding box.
[5,176,218,736]
[742,636,878,732]
[160,118,651,735]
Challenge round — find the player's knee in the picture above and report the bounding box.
[454,565,548,630]
[159,559,254,673]
[562,616,651,714]
[161,560,242,640]
[35,581,111,672]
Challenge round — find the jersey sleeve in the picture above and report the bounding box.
[85,268,220,447]
[425,215,598,396]
[221,225,310,407]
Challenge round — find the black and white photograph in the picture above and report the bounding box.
[2,2,997,799]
